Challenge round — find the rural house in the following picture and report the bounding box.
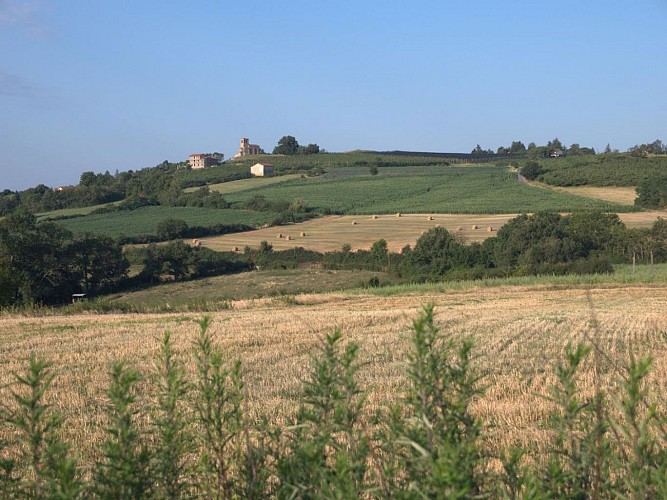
[188,153,220,169]
[234,137,263,157]
[250,162,274,177]
[550,149,564,158]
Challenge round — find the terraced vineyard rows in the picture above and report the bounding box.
[224,167,634,214]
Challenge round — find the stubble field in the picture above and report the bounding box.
[1,282,666,467]
[201,212,665,253]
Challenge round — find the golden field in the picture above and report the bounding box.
[200,212,665,253]
[1,282,666,466]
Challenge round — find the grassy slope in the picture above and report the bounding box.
[224,166,634,214]
[100,263,667,311]
[55,206,278,238]
[107,269,390,308]
[188,173,305,194]
[537,154,667,186]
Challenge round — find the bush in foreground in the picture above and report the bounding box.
[1,308,666,498]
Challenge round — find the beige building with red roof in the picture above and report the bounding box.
[188,153,220,169]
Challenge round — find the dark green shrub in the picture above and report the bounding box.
[521,160,543,180]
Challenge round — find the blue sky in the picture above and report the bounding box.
[1,0,666,190]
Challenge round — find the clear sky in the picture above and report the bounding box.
[1,0,666,190]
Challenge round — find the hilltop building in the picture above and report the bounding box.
[250,162,274,177]
[188,153,220,169]
[234,138,263,158]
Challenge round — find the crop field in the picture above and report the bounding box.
[55,206,278,238]
[1,281,666,467]
[223,166,634,214]
[537,155,667,187]
[224,151,458,172]
[201,212,665,253]
[36,201,122,221]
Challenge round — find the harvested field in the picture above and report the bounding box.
[548,185,638,205]
[1,283,666,466]
[200,212,665,253]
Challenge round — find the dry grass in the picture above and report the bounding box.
[183,174,303,194]
[523,180,638,206]
[551,186,639,205]
[1,283,666,465]
[199,213,664,253]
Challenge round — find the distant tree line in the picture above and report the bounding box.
[2,210,665,307]
[0,212,250,307]
[0,212,128,306]
[242,213,667,283]
[272,135,321,155]
[472,138,596,158]
[0,161,251,217]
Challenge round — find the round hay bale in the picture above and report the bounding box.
[285,235,291,241]
[300,232,306,237]
[427,216,434,221]
[352,221,358,225]
[276,233,282,239]
[192,239,198,244]
[471,225,478,230]
[396,213,401,217]
[372,215,378,220]
[232,246,239,252]
[487,226,494,232]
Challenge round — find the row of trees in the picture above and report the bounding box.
[0,212,128,305]
[245,213,667,281]
[272,135,321,155]
[472,138,596,157]
[0,212,252,306]
[2,210,664,307]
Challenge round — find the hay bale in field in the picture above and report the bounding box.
[396,213,401,217]
[372,215,378,219]
[427,216,434,221]
[232,246,239,252]
[487,226,494,232]
[300,232,306,237]
[285,235,291,240]
[352,221,358,225]
[471,224,478,230]
[192,239,198,244]
[276,233,282,239]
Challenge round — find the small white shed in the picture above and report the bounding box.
[250,162,274,177]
